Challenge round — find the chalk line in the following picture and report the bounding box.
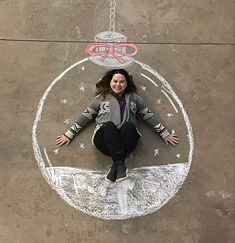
[134,59,194,169]
[32,58,89,173]
[140,73,159,88]
[161,89,179,113]
[43,148,53,167]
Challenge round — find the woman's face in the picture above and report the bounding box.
[110,73,128,96]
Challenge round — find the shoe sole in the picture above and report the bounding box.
[116,169,129,182]
[104,166,117,183]
[105,176,116,183]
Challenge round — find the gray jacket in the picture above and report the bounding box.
[65,92,170,140]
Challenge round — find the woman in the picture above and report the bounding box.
[56,69,179,182]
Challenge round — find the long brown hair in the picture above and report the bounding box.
[95,69,137,98]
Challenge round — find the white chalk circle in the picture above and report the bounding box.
[32,57,194,220]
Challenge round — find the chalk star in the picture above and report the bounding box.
[75,26,80,34]
[155,99,162,104]
[171,48,180,54]
[154,149,159,156]
[53,149,59,155]
[176,153,181,158]
[80,85,85,92]
[140,85,146,91]
[82,66,85,71]
[172,130,175,134]
[64,119,70,125]
[79,142,85,150]
[167,113,174,118]
[61,99,68,104]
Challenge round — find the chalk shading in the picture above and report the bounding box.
[44,163,189,220]
[86,32,138,69]
[117,180,135,215]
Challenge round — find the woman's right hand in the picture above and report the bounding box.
[56,134,71,146]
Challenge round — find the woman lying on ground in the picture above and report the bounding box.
[56,69,179,182]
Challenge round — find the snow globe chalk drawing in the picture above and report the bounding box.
[32,0,194,220]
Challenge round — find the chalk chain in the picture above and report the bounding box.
[109,0,116,37]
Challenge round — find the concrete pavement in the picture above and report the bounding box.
[0,0,234,242]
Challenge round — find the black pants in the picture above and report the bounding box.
[93,121,140,163]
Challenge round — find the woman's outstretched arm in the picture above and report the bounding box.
[56,96,100,146]
[135,94,179,145]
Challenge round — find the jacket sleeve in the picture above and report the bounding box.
[135,95,170,139]
[64,96,100,140]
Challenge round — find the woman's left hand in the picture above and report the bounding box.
[164,134,179,146]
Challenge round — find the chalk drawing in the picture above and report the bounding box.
[154,149,159,156]
[117,181,135,215]
[162,85,171,94]
[64,119,70,125]
[32,55,194,219]
[43,148,52,167]
[79,83,85,92]
[206,191,234,200]
[79,142,85,150]
[141,73,159,88]
[53,149,59,155]
[215,208,234,217]
[86,32,138,69]
[176,153,181,158]
[218,191,234,199]
[61,99,68,104]
[155,98,162,104]
[167,113,174,118]
[161,90,178,113]
[140,85,147,91]
[32,0,194,220]
[121,223,131,234]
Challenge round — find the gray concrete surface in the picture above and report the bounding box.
[0,0,234,242]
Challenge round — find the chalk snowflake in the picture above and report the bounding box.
[53,149,59,155]
[155,99,162,104]
[167,113,174,118]
[79,143,85,150]
[80,85,85,92]
[64,119,70,125]
[140,85,146,91]
[154,149,159,156]
[61,99,68,104]
[176,153,181,158]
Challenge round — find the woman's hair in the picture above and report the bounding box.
[95,69,137,98]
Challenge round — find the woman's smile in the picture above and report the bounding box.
[110,73,127,96]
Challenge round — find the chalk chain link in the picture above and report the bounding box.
[109,0,116,37]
